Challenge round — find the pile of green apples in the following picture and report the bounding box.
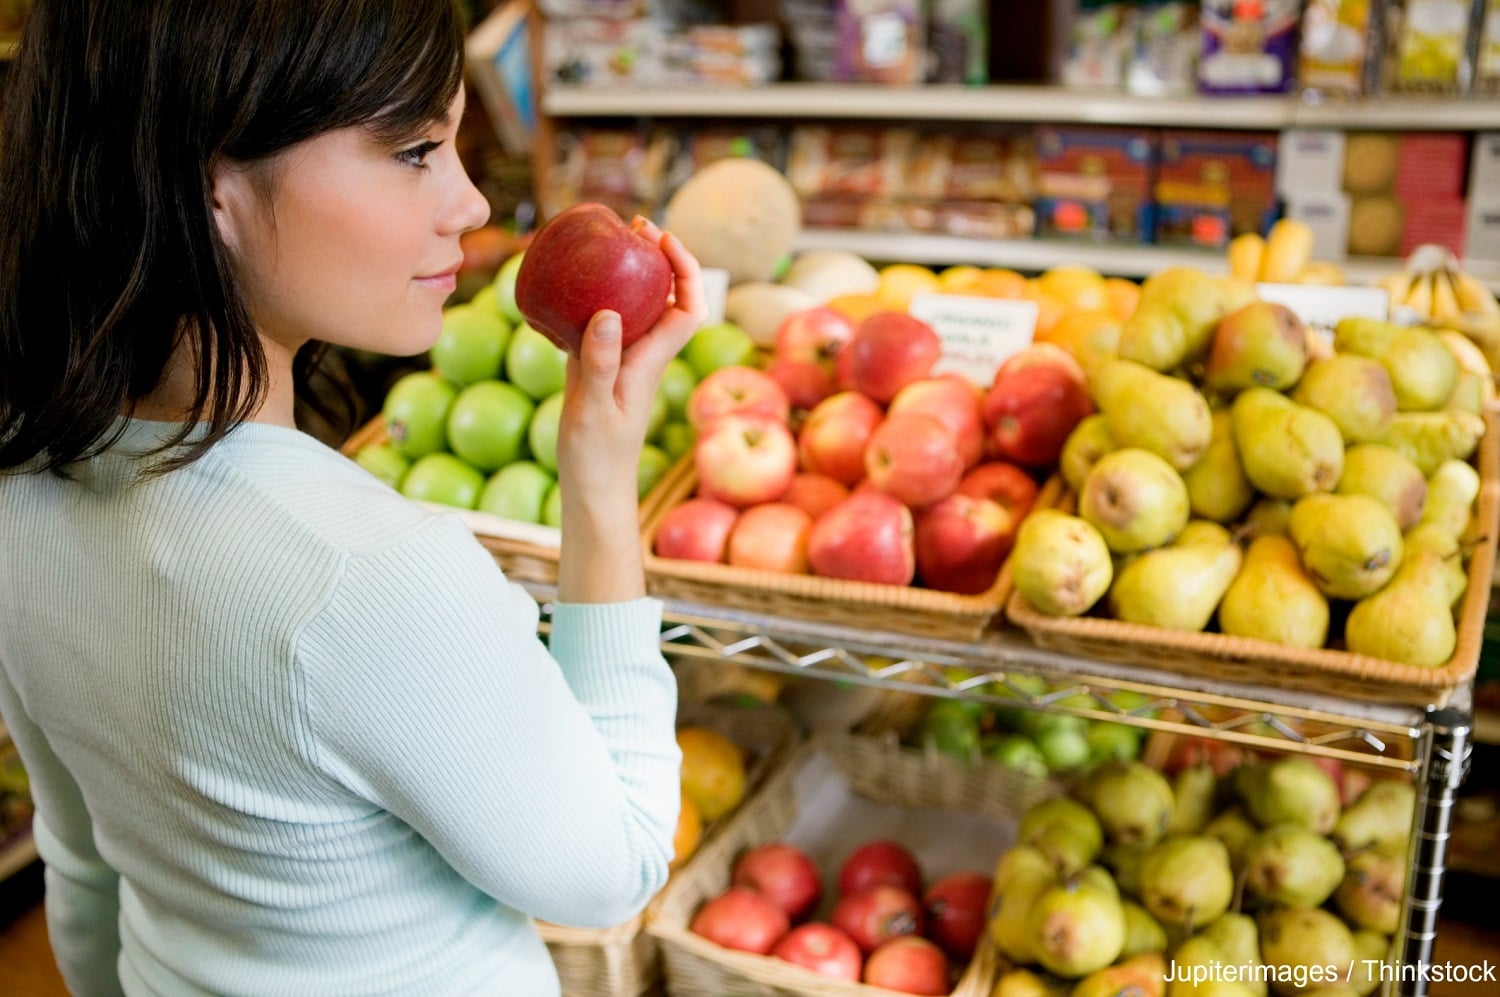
[987,754,1414,997]
[352,251,761,526]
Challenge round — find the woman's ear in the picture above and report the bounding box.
[209,158,254,253]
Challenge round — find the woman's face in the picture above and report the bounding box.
[214,89,491,359]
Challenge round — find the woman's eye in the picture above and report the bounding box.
[395,140,441,168]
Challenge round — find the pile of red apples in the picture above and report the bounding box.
[652,307,1094,593]
[690,838,992,994]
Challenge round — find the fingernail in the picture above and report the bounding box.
[596,311,621,342]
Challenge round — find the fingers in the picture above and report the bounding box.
[571,310,624,405]
[660,232,707,325]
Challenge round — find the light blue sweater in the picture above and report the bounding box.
[0,419,681,995]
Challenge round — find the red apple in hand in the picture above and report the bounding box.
[832,886,925,954]
[654,498,738,562]
[687,366,791,430]
[863,936,950,994]
[695,413,798,507]
[732,843,823,922]
[955,462,1039,519]
[837,312,943,403]
[772,924,863,981]
[983,365,1094,468]
[781,473,850,520]
[808,493,915,586]
[690,888,790,955]
[727,503,814,573]
[767,358,836,412]
[888,375,986,469]
[798,391,884,486]
[774,306,857,371]
[515,202,672,354]
[839,840,923,897]
[864,413,965,509]
[923,872,993,960]
[915,494,1016,595]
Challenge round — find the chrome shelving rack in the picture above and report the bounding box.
[529,584,1470,997]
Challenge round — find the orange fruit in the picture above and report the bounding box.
[875,263,941,311]
[970,268,1029,299]
[1035,265,1109,312]
[677,726,747,821]
[937,264,985,294]
[670,791,703,869]
[1039,309,1122,373]
[827,292,883,324]
[1028,290,1070,342]
[1104,277,1141,322]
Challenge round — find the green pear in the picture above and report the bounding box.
[1379,410,1485,475]
[1203,807,1259,873]
[1107,522,1242,631]
[1026,868,1127,978]
[991,968,1071,997]
[1334,318,1459,412]
[1200,913,1266,997]
[1011,511,1115,616]
[1117,267,1254,372]
[1079,760,1177,847]
[1403,522,1468,606]
[1093,359,1214,470]
[1243,498,1293,538]
[1167,764,1219,835]
[1333,780,1416,856]
[1418,458,1481,538]
[1073,953,1168,997]
[1291,355,1397,444]
[1103,842,1150,898]
[1336,443,1428,530]
[1019,797,1105,876]
[1121,900,1169,956]
[1344,551,1457,667]
[1205,301,1310,393]
[989,846,1061,964]
[1139,836,1234,933]
[1061,414,1116,494]
[1219,535,1329,649]
[1232,388,1344,499]
[1079,449,1191,554]
[1334,850,1404,935]
[1288,494,1403,600]
[1235,757,1341,834]
[1349,930,1392,997]
[1445,370,1487,415]
[1184,411,1256,523]
[1168,935,1226,997]
[1242,824,1346,908]
[1258,907,1357,996]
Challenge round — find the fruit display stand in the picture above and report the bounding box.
[646,732,1040,996]
[1005,412,1500,708]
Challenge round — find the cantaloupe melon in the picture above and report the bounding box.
[663,159,801,285]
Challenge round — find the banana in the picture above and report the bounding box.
[1228,233,1266,283]
[1430,268,1464,324]
[1376,271,1416,314]
[1297,261,1347,285]
[1260,219,1314,283]
[1403,271,1436,321]
[1452,270,1500,319]
[1438,327,1496,381]
[1453,312,1500,373]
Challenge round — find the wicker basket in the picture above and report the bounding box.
[647,732,1053,997]
[642,464,1061,641]
[1007,412,1500,708]
[538,701,801,997]
[339,417,684,586]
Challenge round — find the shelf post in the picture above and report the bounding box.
[1394,707,1472,997]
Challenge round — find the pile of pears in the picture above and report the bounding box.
[986,755,1416,997]
[1010,266,1489,669]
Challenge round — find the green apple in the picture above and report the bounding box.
[984,734,1049,778]
[637,444,671,498]
[921,699,981,761]
[382,371,457,458]
[647,388,669,443]
[683,321,756,379]
[446,380,535,472]
[352,443,410,490]
[468,284,500,316]
[529,391,565,472]
[493,251,526,324]
[430,304,512,386]
[479,461,555,523]
[506,322,568,401]
[1034,724,1091,773]
[400,452,485,509]
[542,482,564,527]
[658,357,698,418]
[1086,723,1143,763]
[659,421,694,460]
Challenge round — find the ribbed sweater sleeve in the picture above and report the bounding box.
[295,514,680,929]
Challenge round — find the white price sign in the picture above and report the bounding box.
[908,293,1039,386]
[1255,283,1390,345]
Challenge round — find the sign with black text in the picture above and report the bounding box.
[909,293,1039,386]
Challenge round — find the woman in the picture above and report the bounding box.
[0,2,702,994]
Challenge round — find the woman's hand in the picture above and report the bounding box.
[554,220,705,603]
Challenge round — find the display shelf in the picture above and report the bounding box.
[542,83,1500,132]
[0,830,36,883]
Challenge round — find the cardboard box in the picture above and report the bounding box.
[1276,130,1346,195]
[1396,133,1469,200]
[1285,191,1352,261]
[1034,126,1157,243]
[1402,196,1468,258]
[1466,197,1500,264]
[1154,130,1279,246]
[1471,133,1500,199]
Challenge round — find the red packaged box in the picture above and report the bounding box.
[1396,133,1469,200]
[1401,196,1468,258]
[1155,130,1279,246]
[1034,126,1158,243]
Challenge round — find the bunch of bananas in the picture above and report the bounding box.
[1376,244,1500,370]
[1227,219,1348,286]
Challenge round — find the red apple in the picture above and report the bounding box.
[923,872,992,961]
[832,886,925,955]
[836,312,943,404]
[839,840,923,898]
[695,413,798,508]
[690,888,790,955]
[864,413,965,509]
[767,358,836,412]
[771,924,863,981]
[727,503,814,574]
[732,842,823,923]
[653,498,738,563]
[807,493,915,586]
[915,494,1016,595]
[863,936,950,995]
[774,306,857,372]
[888,374,986,469]
[687,365,791,430]
[515,202,672,354]
[798,391,884,486]
[995,342,1088,387]
[955,462,1040,519]
[983,365,1094,468]
[781,473,850,520]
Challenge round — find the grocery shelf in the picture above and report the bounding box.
[542,83,1500,132]
[0,830,36,883]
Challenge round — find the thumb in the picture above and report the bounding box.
[574,310,623,402]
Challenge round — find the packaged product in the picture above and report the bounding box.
[1154,130,1279,249]
[780,0,840,82]
[1298,0,1377,98]
[1127,2,1201,97]
[543,18,665,86]
[1034,126,1158,243]
[1388,0,1473,93]
[545,126,675,219]
[927,0,988,84]
[833,0,926,84]
[904,129,1037,204]
[1061,0,1136,89]
[1197,0,1301,94]
[785,125,919,199]
[1475,0,1500,93]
